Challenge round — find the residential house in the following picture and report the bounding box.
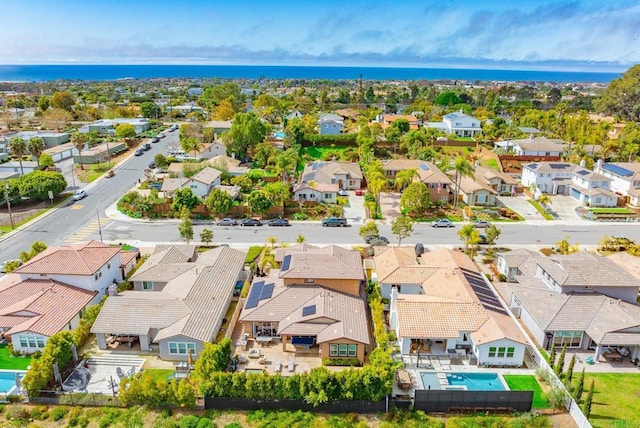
[166,103,204,116]
[161,167,222,198]
[509,137,565,156]
[0,277,97,354]
[4,131,69,148]
[198,141,228,159]
[317,113,344,135]
[0,161,39,176]
[375,247,527,366]
[382,159,452,204]
[207,155,249,177]
[495,250,640,363]
[91,245,247,360]
[293,182,338,204]
[569,167,618,207]
[594,161,640,206]
[450,166,519,206]
[79,118,150,135]
[300,161,363,190]
[379,114,419,130]
[238,245,370,364]
[204,120,233,136]
[426,111,481,138]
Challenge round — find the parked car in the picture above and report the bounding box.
[432,219,454,228]
[240,218,262,227]
[148,161,156,169]
[157,133,165,139]
[216,218,237,226]
[142,143,151,151]
[337,189,348,197]
[134,148,144,156]
[151,137,159,143]
[354,188,363,196]
[474,220,491,228]
[478,234,489,245]
[0,259,22,273]
[268,218,290,227]
[321,217,348,227]
[365,235,389,245]
[72,190,87,201]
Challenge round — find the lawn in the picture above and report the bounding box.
[583,373,640,427]
[588,207,634,214]
[503,375,549,409]
[301,145,351,160]
[0,344,33,370]
[527,199,554,220]
[140,368,174,383]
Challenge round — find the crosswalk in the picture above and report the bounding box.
[65,217,112,243]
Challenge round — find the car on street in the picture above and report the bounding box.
[474,220,491,228]
[337,189,348,197]
[72,190,87,201]
[142,143,152,151]
[151,137,160,143]
[148,161,156,169]
[432,219,454,228]
[268,218,290,227]
[364,235,389,245]
[478,234,489,245]
[157,133,165,139]
[216,218,237,226]
[0,259,22,273]
[240,218,262,227]
[321,217,348,227]
[134,148,144,156]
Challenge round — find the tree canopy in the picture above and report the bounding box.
[400,182,431,214]
[391,215,414,245]
[595,64,640,121]
[205,188,234,216]
[18,171,67,201]
[222,112,269,158]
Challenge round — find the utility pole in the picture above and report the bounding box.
[96,206,103,243]
[4,183,14,229]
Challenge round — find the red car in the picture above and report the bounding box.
[355,188,363,196]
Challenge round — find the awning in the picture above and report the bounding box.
[291,336,315,346]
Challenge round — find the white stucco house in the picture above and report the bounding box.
[426,111,481,138]
[161,167,222,198]
[376,247,527,367]
[293,182,338,204]
[317,113,344,135]
[594,161,640,206]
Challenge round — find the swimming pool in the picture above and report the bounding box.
[0,370,25,395]
[274,132,286,139]
[420,372,507,391]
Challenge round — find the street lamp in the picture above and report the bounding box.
[4,183,14,229]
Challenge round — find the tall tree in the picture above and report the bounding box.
[71,132,89,170]
[51,91,75,112]
[171,188,200,212]
[452,157,474,207]
[395,168,417,191]
[582,379,595,418]
[8,137,27,175]
[115,123,136,142]
[246,190,272,217]
[28,136,45,166]
[204,188,234,217]
[458,224,481,257]
[391,215,414,246]
[221,112,268,158]
[595,64,640,121]
[574,368,585,403]
[400,181,430,214]
[178,207,194,244]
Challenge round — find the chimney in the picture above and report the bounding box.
[596,159,603,170]
[389,287,399,330]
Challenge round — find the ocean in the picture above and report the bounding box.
[0,64,621,83]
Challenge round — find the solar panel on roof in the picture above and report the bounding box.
[528,163,538,169]
[302,305,316,316]
[419,164,429,170]
[281,254,291,271]
[576,170,590,176]
[245,281,264,309]
[260,283,274,300]
[602,163,633,177]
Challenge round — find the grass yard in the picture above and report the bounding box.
[301,145,351,160]
[583,373,640,427]
[503,375,549,409]
[588,207,634,214]
[140,368,174,383]
[483,158,501,170]
[0,344,33,370]
[527,199,554,220]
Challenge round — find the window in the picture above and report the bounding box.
[107,263,111,269]
[28,337,36,348]
[169,342,197,356]
[304,278,314,283]
[19,337,28,347]
[95,274,99,280]
[190,184,197,189]
[506,347,515,358]
[324,193,332,199]
[488,347,496,358]
[142,281,153,290]
[330,343,357,357]
[553,331,582,348]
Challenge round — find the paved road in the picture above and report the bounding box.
[0,129,179,262]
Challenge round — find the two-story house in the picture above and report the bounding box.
[594,161,640,206]
[238,245,370,364]
[382,159,452,204]
[317,113,344,135]
[426,111,482,138]
[496,250,640,364]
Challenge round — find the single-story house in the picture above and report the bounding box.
[79,118,151,135]
[91,245,247,361]
[300,161,363,190]
[0,161,39,176]
[293,182,338,204]
[4,131,69,148]
[161,167,222,198]
[198,141,228,159]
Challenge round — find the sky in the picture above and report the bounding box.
[1,0,639,71]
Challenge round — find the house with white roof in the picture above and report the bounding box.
[91,245,247,360]
[510,137,565,156]
[3,130,69,148]
[238,245,369,363]
[426,111,481,138]
[496,249,640,363]
[317,113,344,135]
[79,118,150,135]
[375,247,528,367]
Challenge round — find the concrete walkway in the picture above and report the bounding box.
[341,191,366,225]
[496,195,546,221]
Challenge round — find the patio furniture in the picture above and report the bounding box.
[256,336,273,347]
[116,367,126,380]
[258,356,267,365]
[585,356,594,365]
[288,359,295,372]
[396,370,412,390]
[603,350,623,363]
[248,349,261,359]
[274,361,281,372]
[236,333,249,350]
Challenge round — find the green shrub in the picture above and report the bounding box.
[50,405,69,421]
[322,358,361,367]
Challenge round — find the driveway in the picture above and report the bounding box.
[548,195,584,221]
[342,191,366,225]
[496,195,546,221]
[379,192,401,222]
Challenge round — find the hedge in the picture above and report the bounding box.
[322,358,361,367]
[303,134,357,145]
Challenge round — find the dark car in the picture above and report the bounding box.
[134,148,144,156]
[474,220,491,228]
[240,218,262,227]
[321,217,348,227]
[364,234,389,245]
[217,218,237,226]
[148,161,156,169]
[151,137,160,143]
[142,143,152,151]
[432,219,454,228]
[478,234,489,245]
[268,218,290,227]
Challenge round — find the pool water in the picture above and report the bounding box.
[420,372,506,391]
[274,132,286,139]
[0,371,24,394]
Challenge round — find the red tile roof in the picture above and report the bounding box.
[0,278,97,337]
[15,240,121,276]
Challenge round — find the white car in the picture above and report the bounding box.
[337,189,348,197]
[72,190,87,201]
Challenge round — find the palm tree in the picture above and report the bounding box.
[452,157,474,207]
[72,132,89,170]
[28,136,45,167]
[395,168,417,191]
[296,234,306,244]
[267,235,278,249]
[537,193,552,207]
[8,137,27,175]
